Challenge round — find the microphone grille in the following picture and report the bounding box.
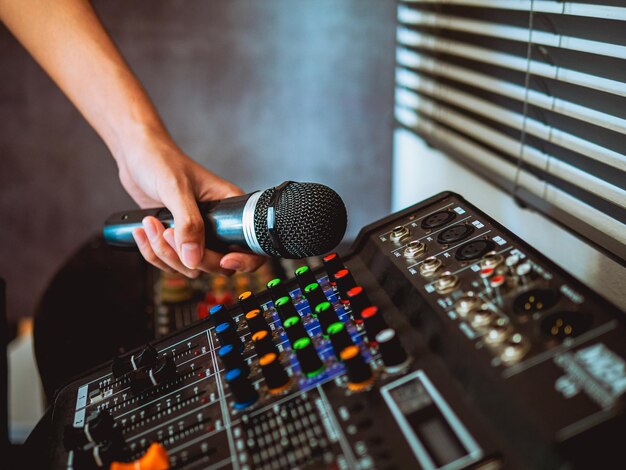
[253,182,347,258]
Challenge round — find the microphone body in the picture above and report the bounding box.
[103,182,347,259]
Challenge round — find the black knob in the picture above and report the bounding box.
[210,304,234,329]
[314,301,340,337]
[340,345,374,391]
[327,321,354,359]
[376,328,409,372]
[362,306,388,342]
[151,356,178,384]
[267,278,289,303]
[133,345,158,370]
[282,315,309,346]
[295,265,317,292]
[72,439,127,470]
[215,322,242,351]
[238,290,261,315]
[129,368,152,395]
[293,337,324,378]
[322,252,345,284]
[304,282,328,311]
[218,343,249,375]
[274,296,299,323]
[346,286,371,323]
[244,308,270,335]
[259,352,291,393]
[251,329,278,357]
[334,269,357,303]
[85,409,120,444]
[225,368,258,409]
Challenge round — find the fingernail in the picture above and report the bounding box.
[181,243,202,268]
[221,259,242,271]
[143,218,157,240]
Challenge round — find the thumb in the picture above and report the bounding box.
[166,189,205,269]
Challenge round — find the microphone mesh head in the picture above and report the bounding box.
[253,182,347,258]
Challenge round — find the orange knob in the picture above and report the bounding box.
[110,442,170,470]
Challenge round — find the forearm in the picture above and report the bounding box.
[0,0,170,159]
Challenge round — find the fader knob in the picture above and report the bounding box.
[314,302,340,336]
[293,337,325,378]
[361,306,387,342]
[218,344,249,375]
[334,269,357,303]
[225,368,259,409]
[267,278,289,303]
[150,356,177,385]
[327,322,355,359]
[304,282,328,311]
[244,309,270,335]
[251,330,278,357]
[322,252,345,283]
[295,265,317,292]
[133,345,158,370]
[346,286,371,322]
[376,329,410,372]
[215,322,242,351]
[259,353,291,394]
[340,345,374,391]
[210,304,234,329]
[238,291,260,315]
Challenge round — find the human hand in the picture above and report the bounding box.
[115,131,266,278]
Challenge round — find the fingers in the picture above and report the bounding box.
[136,217,200,278]
[161,181,205,270]
[219,253,267,273]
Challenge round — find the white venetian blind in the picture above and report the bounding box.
[394,0,626,263]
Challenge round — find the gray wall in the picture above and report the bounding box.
[0,1,396,320]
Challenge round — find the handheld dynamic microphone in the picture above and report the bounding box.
[103,181,347,259]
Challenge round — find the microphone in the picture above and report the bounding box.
[103,181,347,259]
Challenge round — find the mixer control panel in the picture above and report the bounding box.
[47,192,626,469]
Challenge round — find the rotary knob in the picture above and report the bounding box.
[274,296,299,323]
[361,306,388,342]
[334,269,357,303]
[267,278,289,303]
[259,352,291,394]
[244,309,270,335]
[314,302,340,337]
[251,330,278,357]
[225,368,259,409]
[293,337,325,378]
[218,344,249,375]
[210,304,234,329]
[340,345,374,392]
[346,286,371,323]
[304,282,328,311]
[376,328,410,372]
[149,356,177,385]
[110,442,169,470]
[322,252,345,284]
[282,315,309,346]
[295,265,317,292]
[215,322,243,351]
[238,291,261,316]
[132,345,158,370]
[327,321,354,359]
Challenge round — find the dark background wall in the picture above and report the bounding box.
[0,1,396,320]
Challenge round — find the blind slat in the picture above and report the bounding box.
[398,7,626,60]
[397,48,626,135]
[396,69,626,172]
[396,28,626,97]
[395,87,626,209]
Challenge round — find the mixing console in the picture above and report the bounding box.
[45,192,626,469]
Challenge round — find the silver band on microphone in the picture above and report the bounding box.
[242,191,265,255]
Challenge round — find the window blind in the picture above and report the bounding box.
[394,0,626,263]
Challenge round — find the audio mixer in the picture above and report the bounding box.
[44,192,626,469]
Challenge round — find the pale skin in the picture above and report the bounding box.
[0,0,265,277]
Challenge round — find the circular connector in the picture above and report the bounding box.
[480,252,504,270]
[419,257,443,278]
[455,239,496,261]
[469,306,495,330]
[421,210,456,229]
[541,311,593,341]
[390,225,410,243]
[513,289,560,316]
[437,224,475,244]
[500,334,530,365]
[404,240,426,259]
[434,272,460,294]
[483,318,511,345]
[454,293,481,318]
